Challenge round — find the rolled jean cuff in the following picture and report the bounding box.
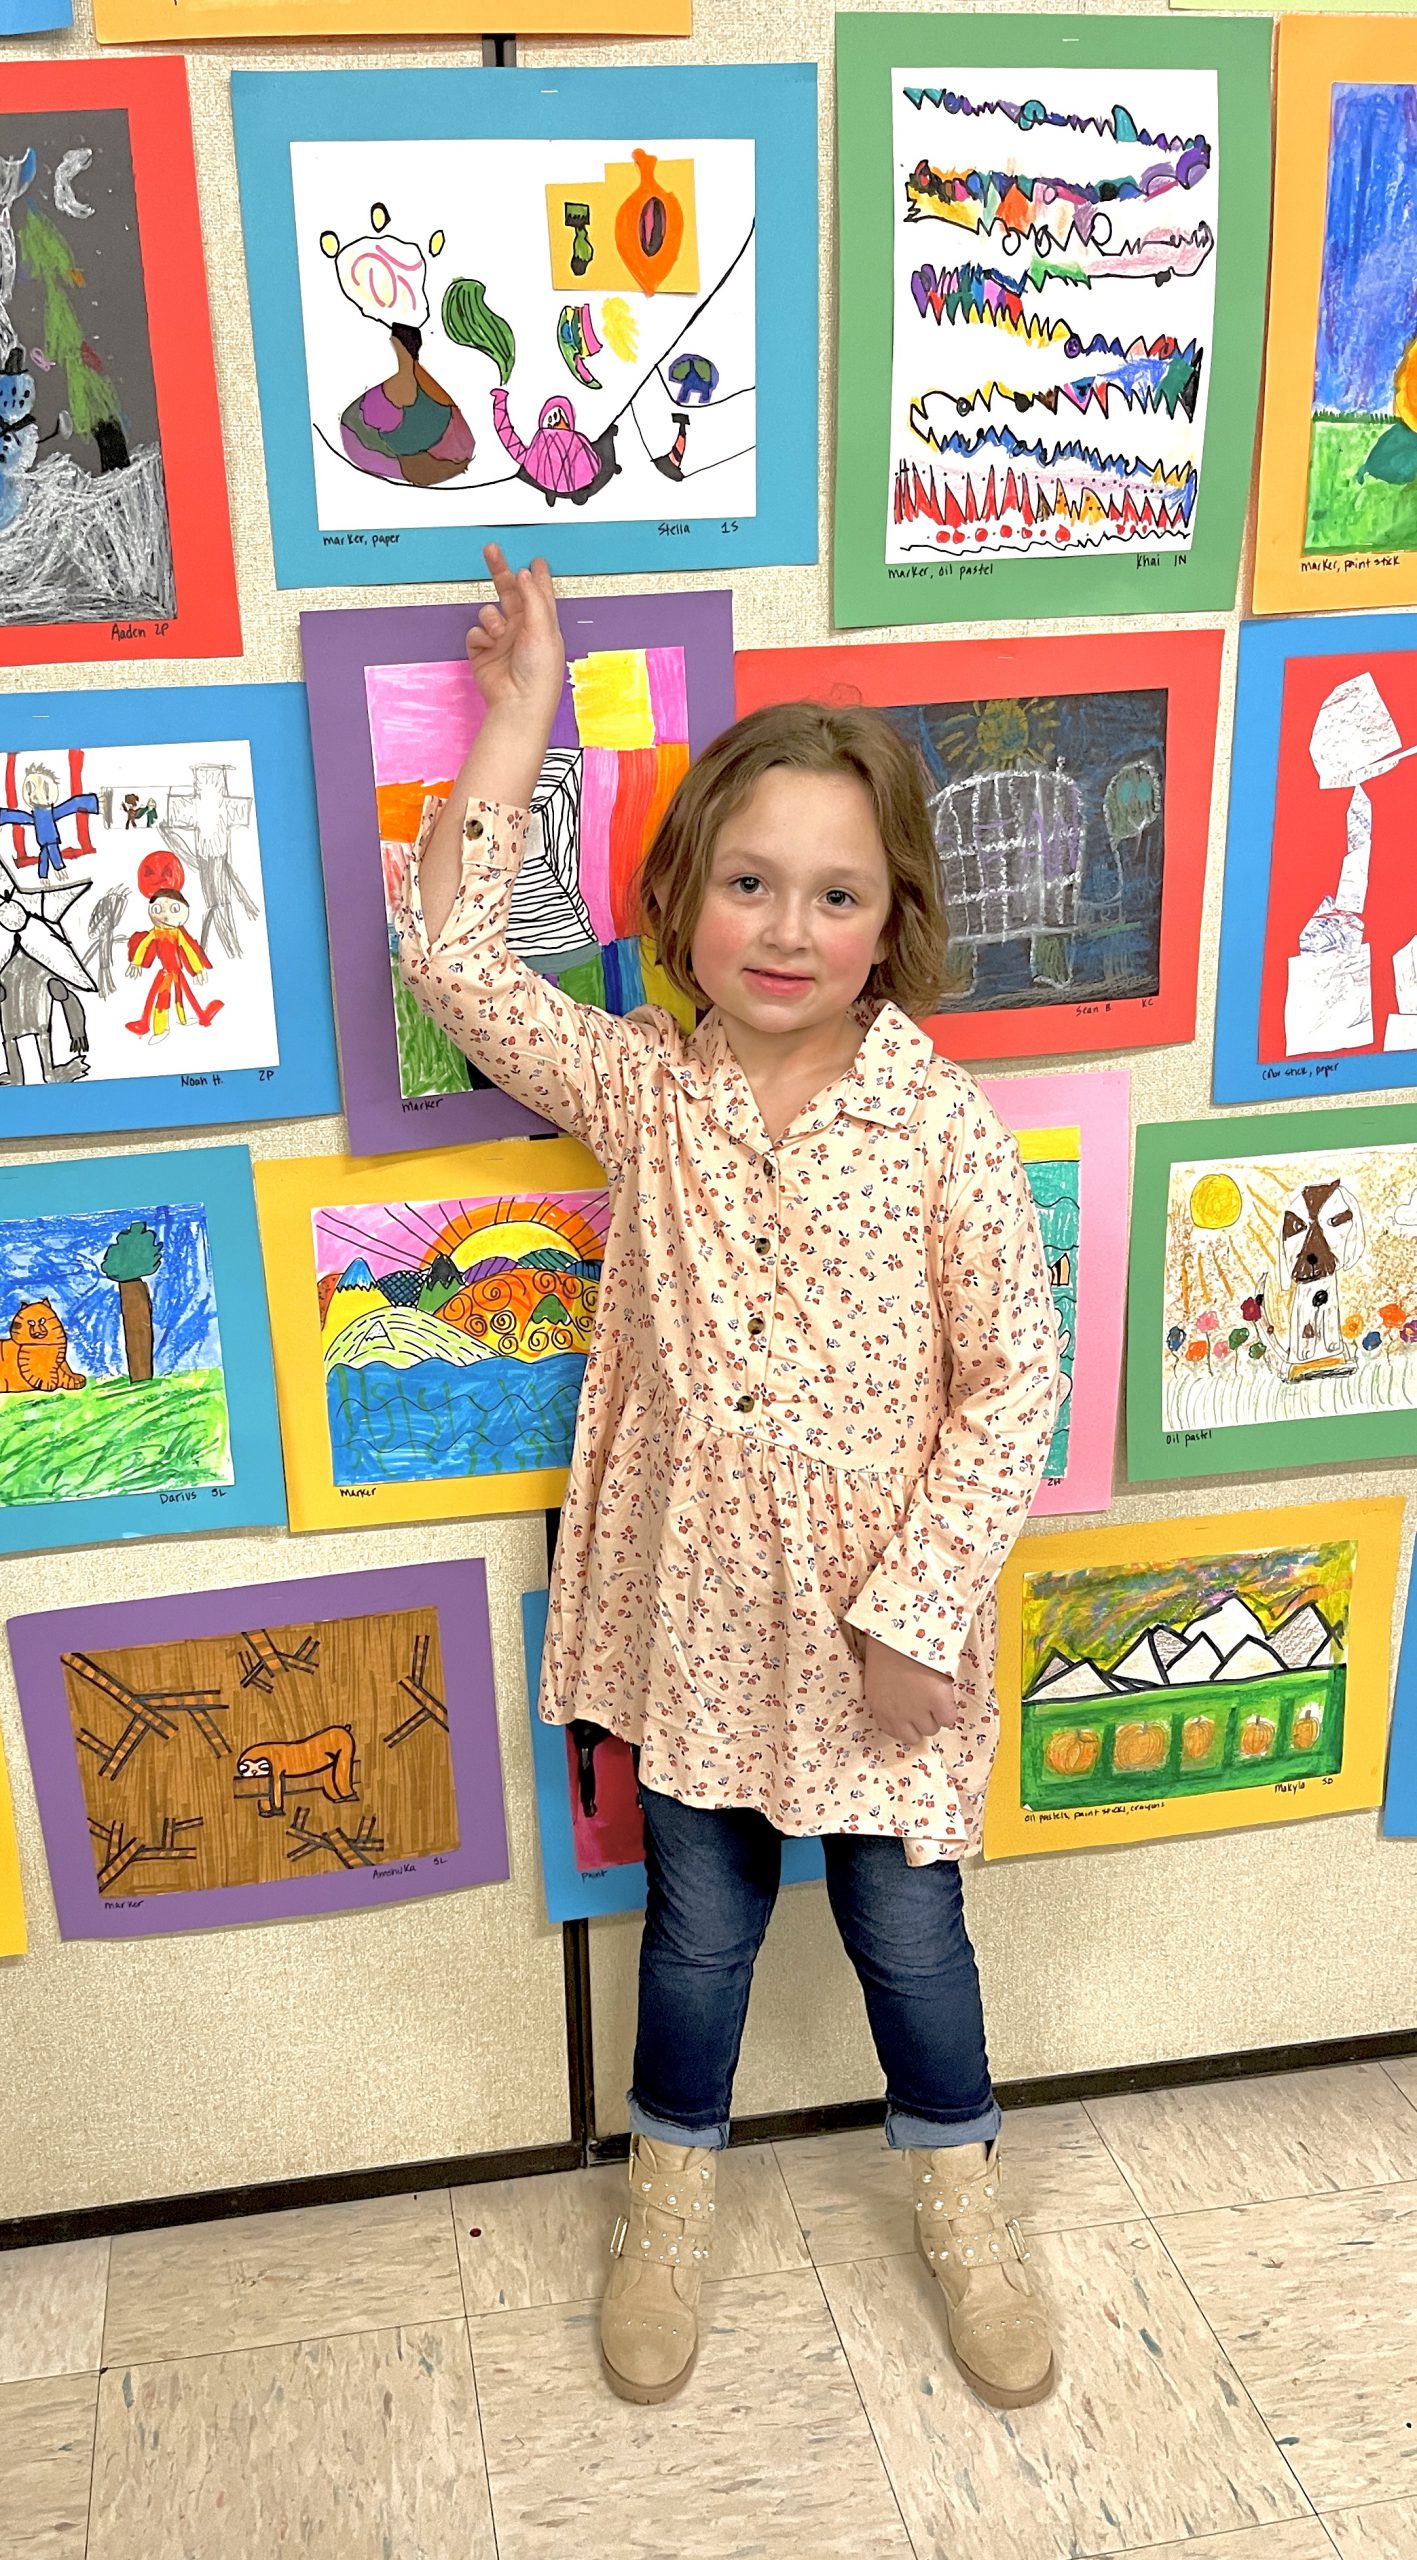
[885,2097,1001,2152]
[627,2091,732,2153]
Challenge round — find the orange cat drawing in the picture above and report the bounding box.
[0,1301,86,1393]
[235,1726,358,1819]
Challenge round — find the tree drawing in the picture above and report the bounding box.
[16,205,131,475]
[100,1220,162,1383]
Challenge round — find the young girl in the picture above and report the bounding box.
[399,547,1061,2414]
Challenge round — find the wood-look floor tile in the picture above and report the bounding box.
[469,2266,913,2559]
[1325,2497,1417,2557]
[453,2141,809,2314]
[774,2103,1138,2269]
[87,2320,493,2560]
[820,2221,1309,2560]
[0,2239,109,2383]
[1088,2066,1417,2217]
[0,2374,97,2560]
[104,2188,463,2365]
[1156,2184,1417,2510]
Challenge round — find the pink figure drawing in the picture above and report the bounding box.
[490,389,620,507]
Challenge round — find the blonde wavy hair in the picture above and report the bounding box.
[634,701,948,1018]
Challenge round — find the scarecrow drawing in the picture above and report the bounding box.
[125,850,222,1042]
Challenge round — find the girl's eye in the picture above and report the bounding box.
[730,874,763,895]
[823,889,857,909]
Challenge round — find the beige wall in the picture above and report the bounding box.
[2,0,1414,2221]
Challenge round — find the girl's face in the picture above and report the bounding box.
[689,767,894,1042]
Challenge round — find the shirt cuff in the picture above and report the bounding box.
[844,1581,975,1681]
[401,794,530,963]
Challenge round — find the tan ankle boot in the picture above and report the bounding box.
[910,2138,1055,2408]
[600,2133,717,2403]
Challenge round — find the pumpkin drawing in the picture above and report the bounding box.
[1239,1715,1278,1759]
[1112,1721,1169,1773]
[1045,1728,1100,1777]
[1181,1715,1216,1763]
[1291,1704,1324,1750]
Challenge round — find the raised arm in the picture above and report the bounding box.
[398,546,658,1177]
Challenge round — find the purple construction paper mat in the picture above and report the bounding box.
[300,589,736,1156]
[8,1559,508,1939]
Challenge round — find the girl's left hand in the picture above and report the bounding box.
[863,1636,964,1748]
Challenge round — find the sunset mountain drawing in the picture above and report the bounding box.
[313,1190,608,1486]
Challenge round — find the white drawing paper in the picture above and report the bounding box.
[886,66,1219,564]
[289,136,757,535]
[0,739,278,1088]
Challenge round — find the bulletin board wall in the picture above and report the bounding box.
[2,0,1415,2224]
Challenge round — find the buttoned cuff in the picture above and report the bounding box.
[399,794,530,964]
[844,1580,975,1680]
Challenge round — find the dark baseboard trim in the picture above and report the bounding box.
[585,2023,1417,2162]
[0,2139,582,2257]
[9,2023,1415,2249]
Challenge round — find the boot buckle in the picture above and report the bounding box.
[1007,2216,1030,2264]
[610,2214,629,2260]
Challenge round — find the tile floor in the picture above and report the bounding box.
[4,2061,1417,2559]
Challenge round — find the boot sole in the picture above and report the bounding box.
[600,2339,698,2404]
[915,2224,1056,2407]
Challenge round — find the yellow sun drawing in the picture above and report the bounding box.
[1189,1172,1243,1230]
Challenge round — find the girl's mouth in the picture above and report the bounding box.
[744,968,813,996]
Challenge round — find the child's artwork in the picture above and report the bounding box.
[1215,617,1417,1107]
[0,59,238,668]
[10,1562,508,1941]
[1129,1105,1417,1484]
[522,1589,824,1923]
[985,1499,1403,1859]
[1255,26,1417,618]
[100,0,685,35]
[833,14,1271,630]
[0,685,338,1140]
[232,65,816,590]
[302,591,734,1156]
[1,0,71,30]
[983,1069,1129,1516]
[0,1145,283,1556]
[0,1720,24,1956]
[256,1139,606,1533]
[736,633,1219,1061]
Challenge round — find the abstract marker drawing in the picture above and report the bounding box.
[0,739,277,1088]
[292,135,756,535]
[886,70,1218,563]
[1306,84,1417,561]
[0,110,175,627]
[1019,1538,1352,1813]
[0,1200,232,1508]
[314,1188,609,1486]
[368,641,692,1104]
[1162,1138,1417,1431]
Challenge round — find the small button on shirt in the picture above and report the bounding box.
[397,797,1060,1864]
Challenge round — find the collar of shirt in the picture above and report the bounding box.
[659,999,937,1148]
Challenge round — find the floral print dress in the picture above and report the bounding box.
[398,798,1060,1864]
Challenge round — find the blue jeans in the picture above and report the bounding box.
[628,1768,1001,2155]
